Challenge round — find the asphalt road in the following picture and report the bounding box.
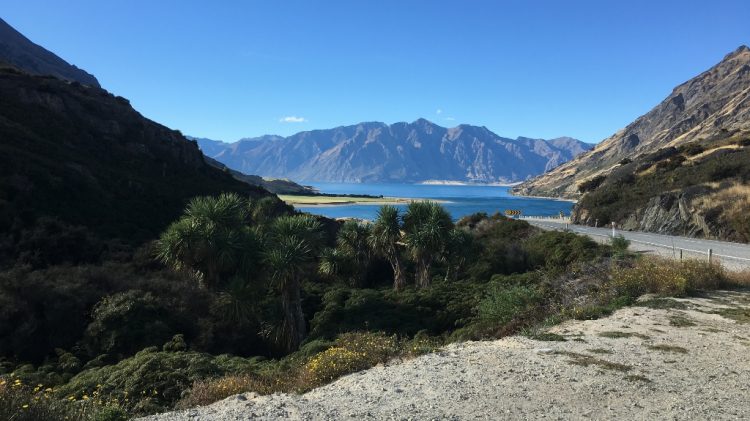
[525,219,750,270]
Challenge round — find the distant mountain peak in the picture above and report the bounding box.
[195,121,591,184]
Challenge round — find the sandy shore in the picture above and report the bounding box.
[279,195,448,207]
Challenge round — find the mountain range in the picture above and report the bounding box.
[514,45,750,241]
[197,123,592,184]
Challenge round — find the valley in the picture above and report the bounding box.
[1,6,749,421]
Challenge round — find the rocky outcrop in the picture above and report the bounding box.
[198,121,592,183]
[514,45,750,199]
[573,192,716,238]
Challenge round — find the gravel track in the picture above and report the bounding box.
[141,291,750,420]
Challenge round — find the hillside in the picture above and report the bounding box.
[513,45,750,199]
[0,61,271,251]
[0,17,99,87]
[198,121,592,183]
[189,137,316,194]
[572,130,750,241]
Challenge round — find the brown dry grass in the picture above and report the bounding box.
[727,269,750,287]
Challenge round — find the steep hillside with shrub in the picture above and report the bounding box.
[0,62,273,259]
[572,131,750,242]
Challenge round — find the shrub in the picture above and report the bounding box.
[610,235,630,257]
[578,175,606,193]
[301,332,398,387]
[83,290,176,358]
[607,258,727,298]
[176,374,274,409]
[524,231,601,269]
[478,284,542,326]
[54,349,253,413]
[0,377,126,421]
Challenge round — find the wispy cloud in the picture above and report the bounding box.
[436,108,443,115]
[444,116,456,121]
[279,116,307,123]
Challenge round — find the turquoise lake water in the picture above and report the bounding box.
[295,183,574,220]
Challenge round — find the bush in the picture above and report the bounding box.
[578,175,606,193]
[610,235,630,257]
[478,284,542,327]
[607,258,727,298]
[0,378,126,421]
[301,332,398,387]
[83,291,176,359]
[178,331,437,409]
[524,231,601,269]
[176,374,274,409]
[54,349,261,413]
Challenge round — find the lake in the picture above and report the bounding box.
[295,182,574,220]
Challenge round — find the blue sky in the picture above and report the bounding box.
[3,1,749,142]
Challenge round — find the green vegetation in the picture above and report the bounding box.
[1,196,745,419]
[575,131,750,242]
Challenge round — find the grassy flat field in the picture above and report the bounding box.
[278,195,414,206]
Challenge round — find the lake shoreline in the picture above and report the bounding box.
[292,183,575,220]
[279,194,449,207]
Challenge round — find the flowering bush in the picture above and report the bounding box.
[302,332,398,387]
[0,376,126,421]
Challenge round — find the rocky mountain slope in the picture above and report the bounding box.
[0,17,99,87]
[189,137,316,194]
[198,121,592,183]
[513,46,750,242]
[141,291,750,420]
[513,45,750,199]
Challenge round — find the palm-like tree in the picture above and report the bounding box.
[318,247,347,279]
[369,205,406,290]
[265,214,324,351]
[155,193,259,289]
[335,220,372,286]
[403,201,453,288]
[443,227,474,282]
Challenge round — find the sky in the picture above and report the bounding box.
[3,1,749,143]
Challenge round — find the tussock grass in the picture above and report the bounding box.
[554,351,631,372]
[636,298,688,310]
[624,374,652,383]
[646,344,688,354]
[714,307,750,324]
[668,314,696,327]
[598,331,650,340]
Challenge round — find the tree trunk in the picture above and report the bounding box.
[282,278,306,351]
[417,256,432,288]
[389,252,406,290]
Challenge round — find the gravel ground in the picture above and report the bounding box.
[141,291,750,420]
